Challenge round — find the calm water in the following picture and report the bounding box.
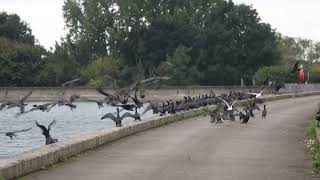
[0,102,156,158]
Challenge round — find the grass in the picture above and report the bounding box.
[306,119,320,172]
[0,176,5,180]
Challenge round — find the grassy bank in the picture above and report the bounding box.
[306,119,320,172]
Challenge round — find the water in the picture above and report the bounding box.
[0,102,156,158]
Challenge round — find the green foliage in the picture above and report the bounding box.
[38,42,79,86]
[306,119,320,172]
[0,37,46,86]
[81,56,121,87]
[62,0,280,86]
[0,12,35,44]
[158,45,202,85]
[277,34,320,64]
[309,66,320,83]
[0,176,5,180]
[254,66,296,84]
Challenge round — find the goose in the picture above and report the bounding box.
[6,91,32,113]
[2,127,32,139]
[217,97,239,111]
[239,111,250,123]
[36,120,58,145]
[262,105,267,119]
[248,90,264,98]
[132,107,141,121]
[25,102,57,113]
[101,108,134,127]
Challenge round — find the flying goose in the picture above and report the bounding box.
[2,127,32,139]
[217,97,239,111]
[248,90,264,98]
[36,120,58,145]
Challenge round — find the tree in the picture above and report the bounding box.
[0,37,46,86]
[0,12,35,44]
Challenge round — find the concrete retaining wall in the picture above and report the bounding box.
[1,91,320,180]
[1,84,320,102]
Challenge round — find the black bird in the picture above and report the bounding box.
[101,108,134,127]
[274,82,285,95]
[239,111,251,123]
[6,91,33,113]
[131,107,142,122]
[36,120,58,145]
[25,102,57,113]
[262,105,267,119]
[3,128,32,139]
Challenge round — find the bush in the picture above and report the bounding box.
[309,66,320,83]
[81,56,121,88]
[306,119,320,172]
[254,66,296,85]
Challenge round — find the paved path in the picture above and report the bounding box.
[22,96,320,180]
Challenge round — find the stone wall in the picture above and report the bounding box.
[1,84,319,102]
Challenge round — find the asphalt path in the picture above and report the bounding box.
[22,96,320,180]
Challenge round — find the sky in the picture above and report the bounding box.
[0,0,320,49]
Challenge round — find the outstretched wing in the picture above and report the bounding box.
[48,120,57,131]
[140,76,171,84]
[97,88,115,98]
[231,97,239,106]
[121,112,135,119]
[21,91,33,102]
[101,113,116,121]
[13,127,32,133]
[36,121,47,132]
[141,103,154,115]
[217,97,229,106]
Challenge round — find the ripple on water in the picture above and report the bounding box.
[0,102,156,158]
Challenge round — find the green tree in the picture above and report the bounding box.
[0,12,35,44]
[0,37,46,86]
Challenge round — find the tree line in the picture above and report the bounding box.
[0,0,319,87]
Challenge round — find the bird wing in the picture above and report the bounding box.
[140,76,171,84]
[48,119,57,131]
[217,97,229,107]
[254,104,261,111]
[248,93,258,96]
[141,104,154,115]
[61,78,81,87]
[36,121,47,132]
[121,112,135,119]
[13,127,32,133]
[101,113,116,121]
[97,88,115,98]
[231,97,239,106]
[21,91,33,102]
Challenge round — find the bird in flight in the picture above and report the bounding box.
[217,97,239,111]
[248,90,264,98]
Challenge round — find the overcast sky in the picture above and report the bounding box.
[0,0,319,49]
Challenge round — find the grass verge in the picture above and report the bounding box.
[0,176,5,180]
[306,119,320,172]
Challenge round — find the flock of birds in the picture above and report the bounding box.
[0,76,286,146]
